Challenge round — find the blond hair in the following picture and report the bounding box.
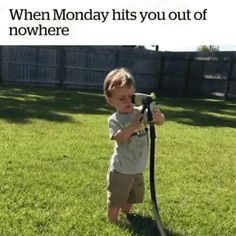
[103,68,135,97]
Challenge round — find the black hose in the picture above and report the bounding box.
[149,122,166,236]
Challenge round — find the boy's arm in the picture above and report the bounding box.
[113,113,143,144]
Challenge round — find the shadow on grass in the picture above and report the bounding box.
[0,86,235,128]
[121,213,182,236]
[0,86,112,123]
[159,95,236,128]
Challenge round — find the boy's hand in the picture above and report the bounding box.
[152,109,165,125]
[131,111,143,131]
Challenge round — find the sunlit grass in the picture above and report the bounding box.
[0,87,235,235]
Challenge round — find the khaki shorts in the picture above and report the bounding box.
[107,170,145,208]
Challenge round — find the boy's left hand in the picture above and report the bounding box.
[152,109,165,125]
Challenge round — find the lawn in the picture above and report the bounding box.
[0,87,235,236]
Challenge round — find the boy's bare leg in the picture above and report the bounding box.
[120,203,132,214]
[108,207,120,224]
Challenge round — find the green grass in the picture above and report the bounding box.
[0,87,235,236]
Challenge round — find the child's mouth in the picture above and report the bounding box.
[126,105,133,110]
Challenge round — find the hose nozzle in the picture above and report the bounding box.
[132,92,156,106]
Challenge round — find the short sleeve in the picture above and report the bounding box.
[108,117,122,140]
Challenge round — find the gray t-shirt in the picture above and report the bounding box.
[108,108,148,174]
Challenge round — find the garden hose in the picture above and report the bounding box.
[149,122,166,236]
[142,96,166,236]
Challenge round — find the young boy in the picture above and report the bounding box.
[104,68,165,224]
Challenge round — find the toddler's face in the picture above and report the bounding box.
[107,86,135,113]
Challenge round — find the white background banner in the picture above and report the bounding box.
[0,0,235,46]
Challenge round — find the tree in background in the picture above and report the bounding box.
[197,45,220,52]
